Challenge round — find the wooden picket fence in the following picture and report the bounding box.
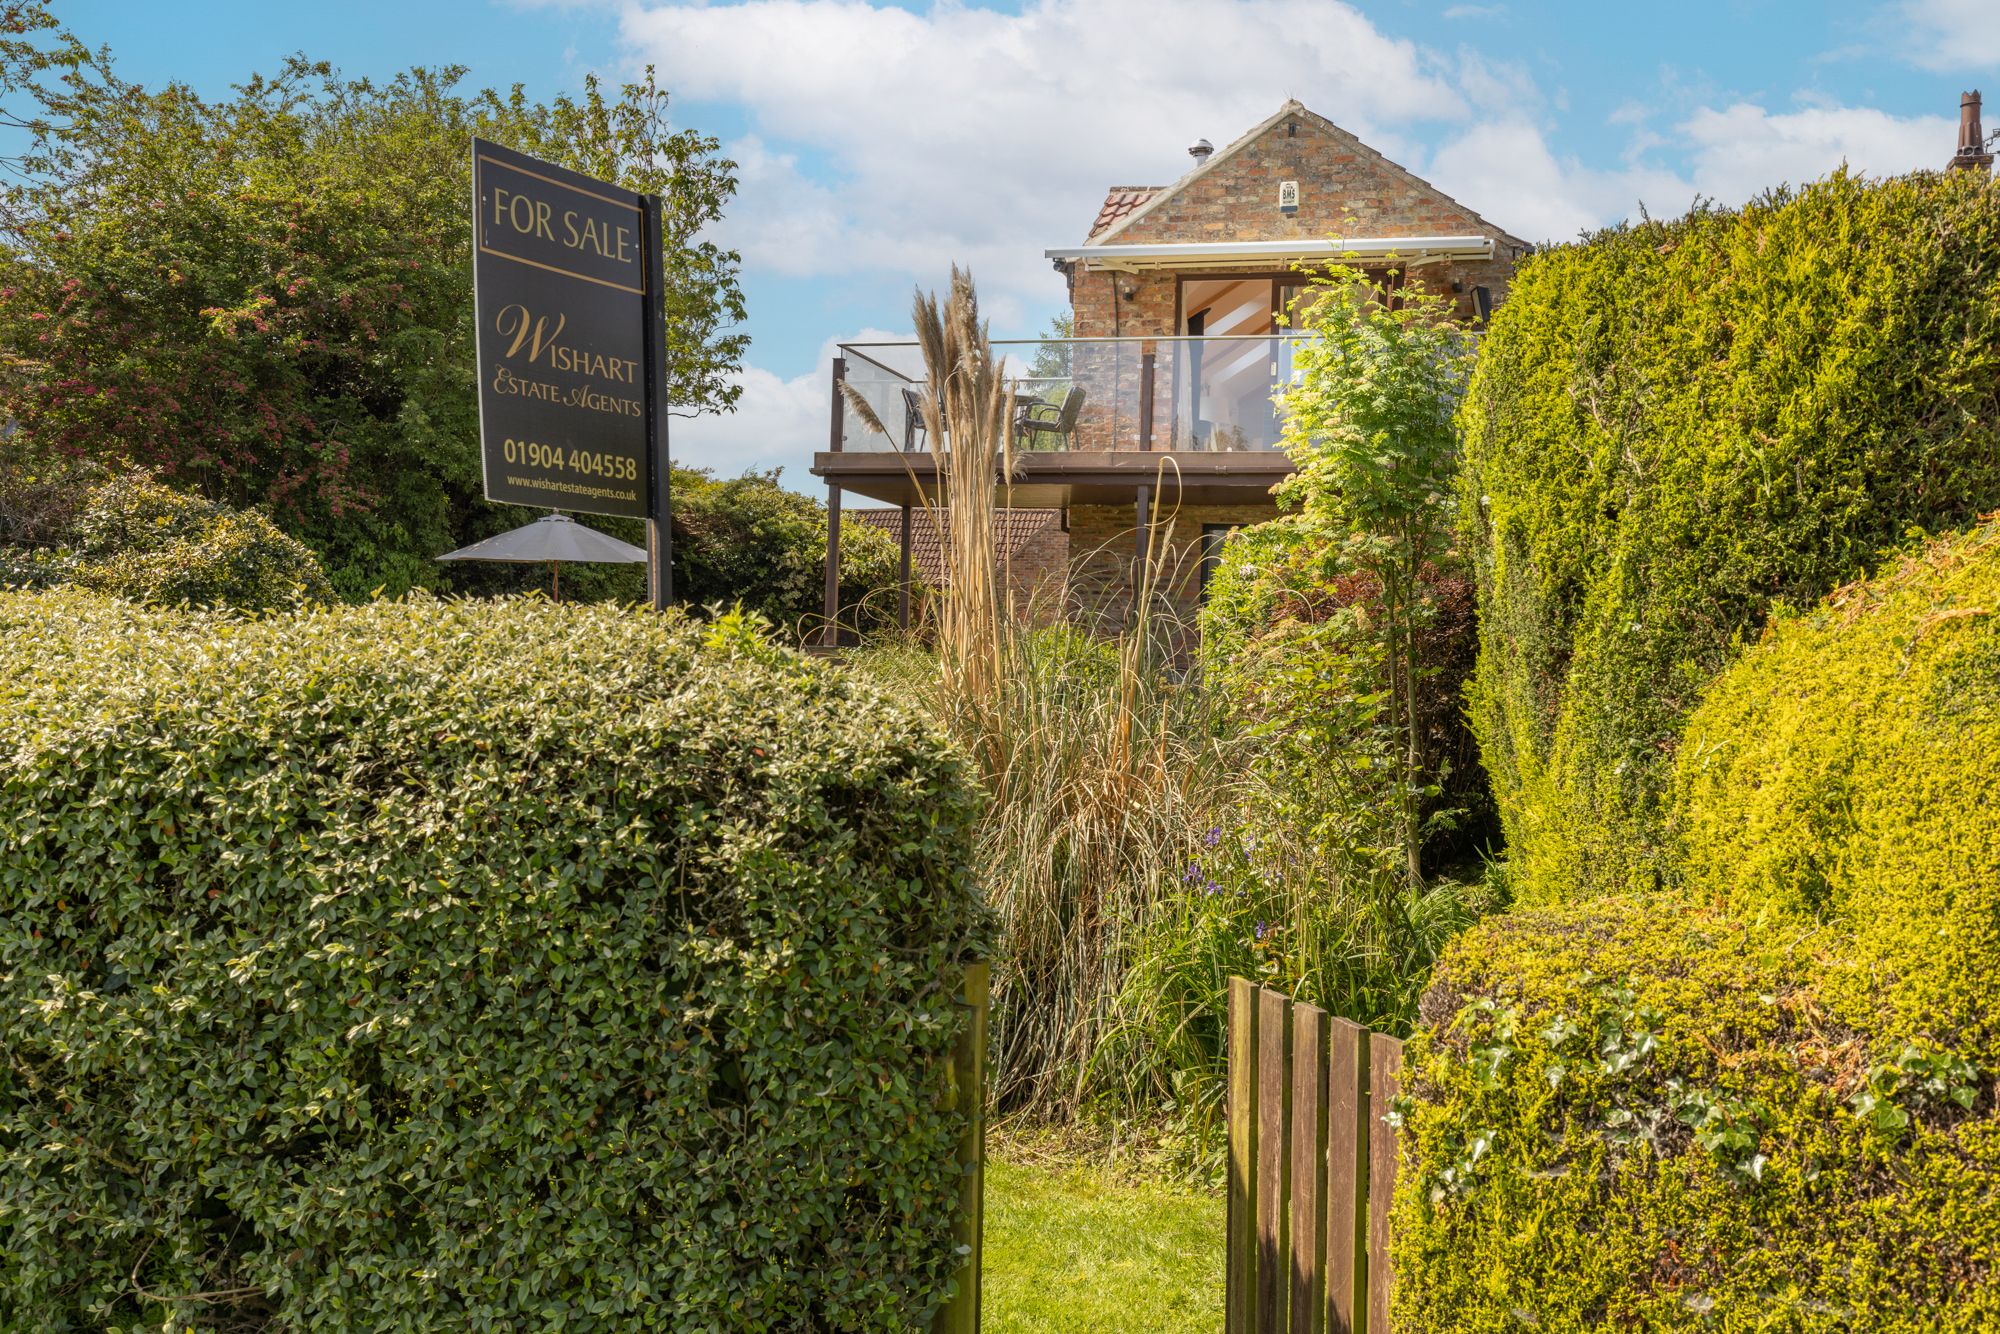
[1225,976,1405,1334]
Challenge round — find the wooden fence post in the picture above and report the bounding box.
[932,960,989,1334]
[1226,977,1261,1334]
[1228,980,1406,1334]
[1289,1003,1330,1334]
[1256,988,1294,1333]
[1324,1018,1370,1334]
[1366,1033,1404,1334]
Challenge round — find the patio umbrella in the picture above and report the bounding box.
[437,512,647,601]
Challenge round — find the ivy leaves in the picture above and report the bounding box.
[1849,1043,1980,1143]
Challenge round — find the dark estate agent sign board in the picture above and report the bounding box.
[472,137,657,522]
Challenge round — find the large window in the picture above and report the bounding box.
[1176,277,1283,451]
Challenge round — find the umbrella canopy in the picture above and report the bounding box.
[437,513,647,565]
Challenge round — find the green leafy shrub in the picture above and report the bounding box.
[1200,516,1489,872]
[0,470,333,609]
[0,590,989,1330]
[1672,514,2000,1066]
[1460,169,2000,903]
[0,453,98,548]
[1394,897,1999,1330]
[71,472,336,610]
[672,467,904,638]
[1396,521,2000,1329]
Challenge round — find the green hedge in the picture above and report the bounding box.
[1673,515,2000,1066]
[0,470,333,610]
[1460,169,2000,903]
[1394,520,2000,1329]
[1394,897,1997,1331]
[0,591,990,1330]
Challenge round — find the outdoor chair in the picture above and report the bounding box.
[1014,387,1084,450]
[901,387,928,452]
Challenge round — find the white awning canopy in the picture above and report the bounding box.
[1045,235,1494,272]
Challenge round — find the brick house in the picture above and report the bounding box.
[814,99,1528,638]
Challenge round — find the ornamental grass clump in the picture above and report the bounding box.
[845,270,1235,1117]
[0,590,990,1331]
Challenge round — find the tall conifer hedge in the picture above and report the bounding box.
[1459,169,2000,902]
[1394,517,2000,1330]
[0,592,989,1331]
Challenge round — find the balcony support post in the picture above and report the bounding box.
[1139,348,1157,452]
[828,355,847,453]
[822,484,843,649]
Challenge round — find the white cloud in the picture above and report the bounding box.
[1424,101,1956,244]
[1425,119,1689,242]
[1899,0,2000,70]
[1679,102,1956,202]
[621,0,1477,314]
[673,329,907,486]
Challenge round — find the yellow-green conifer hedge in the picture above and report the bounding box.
[1459,170,2000,904]
[1394,518,2000,1329]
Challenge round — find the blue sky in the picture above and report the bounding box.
[60,0,2000,482]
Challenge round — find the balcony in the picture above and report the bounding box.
[832,334,1310,456]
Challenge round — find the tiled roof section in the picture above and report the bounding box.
[851,507,1062,586]
[1088,187,1163,240]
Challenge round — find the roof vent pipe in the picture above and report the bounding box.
[1188,138,1213,165]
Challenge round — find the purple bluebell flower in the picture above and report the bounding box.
[1255,920,1267,940]
[1183,863,1201,884]
[1204,826,1222,848]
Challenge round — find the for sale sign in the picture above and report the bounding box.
[472,137,652,519]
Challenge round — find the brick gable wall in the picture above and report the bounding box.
[1071,109,1522,339]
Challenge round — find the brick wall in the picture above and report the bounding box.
[1002,518,1071,624]
[1068,499,1279,637]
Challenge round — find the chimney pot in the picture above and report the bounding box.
[1188,138,1213,164]
[1952,90,1994,173]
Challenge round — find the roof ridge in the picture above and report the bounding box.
[1087,100,1528,250]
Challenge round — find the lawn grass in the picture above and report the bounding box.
[981,1152,1224,1333]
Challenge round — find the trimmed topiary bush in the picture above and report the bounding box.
[0,591,990,1330]
[1673,514,2000,1067]
[1393,897,1997,1331]
[1460,169,2000,904]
